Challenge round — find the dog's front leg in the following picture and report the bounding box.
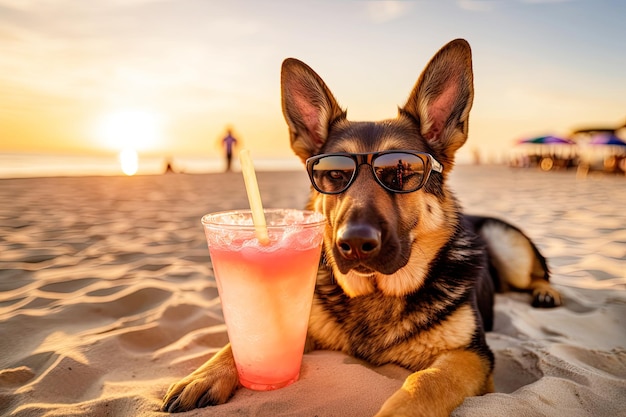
[162,343,239,413]
[374,349,494,417]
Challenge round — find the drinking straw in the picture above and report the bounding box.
[239,149,270,245]
[240,150,288,363]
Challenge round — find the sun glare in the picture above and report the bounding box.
[119,148,139,176]
[96,109,162,152]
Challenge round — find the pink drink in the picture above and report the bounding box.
[202,209,325,391]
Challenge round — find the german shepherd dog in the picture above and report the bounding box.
[162,39,561,416]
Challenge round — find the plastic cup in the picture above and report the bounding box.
[201,208,326,391]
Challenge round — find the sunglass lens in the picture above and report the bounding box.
[311,155,356,193]
[373,153,425,192]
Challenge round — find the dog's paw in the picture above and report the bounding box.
[531,287,562,308]
[161,369,239,412]
[162,345,239,413]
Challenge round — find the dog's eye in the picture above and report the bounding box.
[322,170,352,192]
[326,170,352,186]
[328,170,346,180]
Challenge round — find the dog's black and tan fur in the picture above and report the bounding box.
[162,39,561,416]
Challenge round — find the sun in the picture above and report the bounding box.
[96,109,162,152]
[119,148,139,176]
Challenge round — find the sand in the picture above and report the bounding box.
[0,165,624,417]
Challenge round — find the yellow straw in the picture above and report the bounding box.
[239,149,270,245]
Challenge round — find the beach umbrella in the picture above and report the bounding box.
[515,135,578,164]
[517,135,575,145]
[589,134,626,146]
[584,134,626,161]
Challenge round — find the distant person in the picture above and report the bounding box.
[164,157,176,174]
[221,129,238,172]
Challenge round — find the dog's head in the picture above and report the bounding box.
[281,39,474,298]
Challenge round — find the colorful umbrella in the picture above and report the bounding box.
[589,134,626,146]
[517,135,575,145]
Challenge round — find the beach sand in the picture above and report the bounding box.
[1,165,625,416]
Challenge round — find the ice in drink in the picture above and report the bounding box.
[202,209,325,391]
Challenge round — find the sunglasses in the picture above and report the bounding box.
[305,150,443,194]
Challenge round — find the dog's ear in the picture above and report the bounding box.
[401,39,474,160]
[281,58,346,162]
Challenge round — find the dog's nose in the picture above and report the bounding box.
[336,224,381,260]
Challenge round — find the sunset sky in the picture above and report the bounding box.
[1,0,625,163]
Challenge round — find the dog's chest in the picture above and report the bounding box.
[309,286,477,372]
[309,288,422,361]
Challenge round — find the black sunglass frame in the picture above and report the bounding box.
[305,150,444,195]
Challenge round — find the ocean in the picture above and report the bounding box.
[0,153,305,179]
